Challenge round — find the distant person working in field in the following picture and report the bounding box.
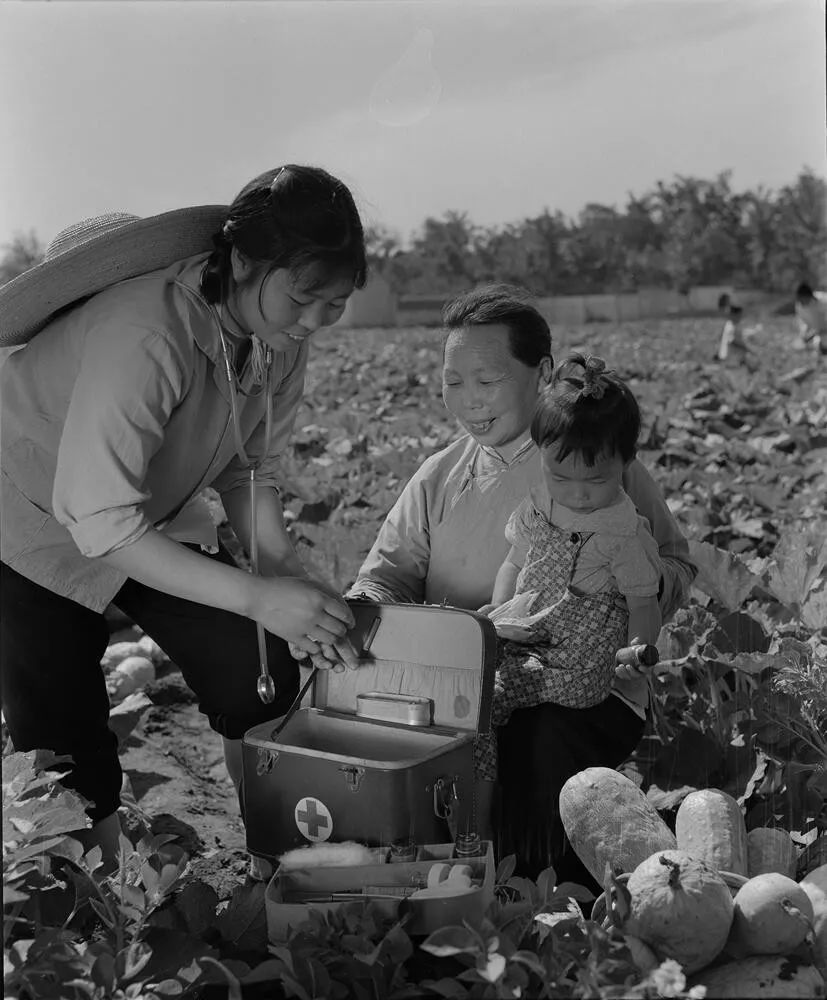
[471,354,663,839]
[794,282,827,355]
[0,165,364,870]
[716,303,758,370]
[348,284,696,886]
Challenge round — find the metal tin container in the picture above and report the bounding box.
[356,691,432,727]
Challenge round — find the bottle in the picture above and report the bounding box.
[389,838,417,863]
[454,831,482,858]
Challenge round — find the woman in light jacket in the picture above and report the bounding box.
[349,284,696,887]
[1,165,364,865]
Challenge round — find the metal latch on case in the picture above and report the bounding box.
[339,765,365,792]
[256,748,279,775]
[356,692,432,727]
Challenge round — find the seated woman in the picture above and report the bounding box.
[348,284,696,886]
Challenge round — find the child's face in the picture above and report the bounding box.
[540,447,625,515]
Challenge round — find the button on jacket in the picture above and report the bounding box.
[1,254,308,612]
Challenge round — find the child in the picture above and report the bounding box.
[716,304,752,365]
[473,354,663,811]
[794,282,827,355]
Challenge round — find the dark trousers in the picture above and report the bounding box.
[0,548,298,822]
[495,695,646,891]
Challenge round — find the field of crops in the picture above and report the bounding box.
[4,314,826,999]
[278,315,824,590]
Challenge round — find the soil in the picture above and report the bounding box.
[113,626,253,902]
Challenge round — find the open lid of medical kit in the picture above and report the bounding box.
[313,601,497,735]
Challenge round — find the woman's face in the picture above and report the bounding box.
[442,324,550,454]
[229,256,354,351]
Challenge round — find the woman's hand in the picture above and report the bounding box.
[287,639,360,673]
[250,576,357,657]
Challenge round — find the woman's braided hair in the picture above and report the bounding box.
[200,165,367,303]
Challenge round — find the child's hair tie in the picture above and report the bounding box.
[578,356,608,400]
[269,165,289,194]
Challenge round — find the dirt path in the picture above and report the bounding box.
[120,676,251,901]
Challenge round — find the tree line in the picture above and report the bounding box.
[3,169,825,297]
[365,168,826,297]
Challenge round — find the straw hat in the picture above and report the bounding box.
[0,205,228,347]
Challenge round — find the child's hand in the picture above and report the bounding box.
[614,636,659,680]
[493,621,539,642]
[477,603,497,616]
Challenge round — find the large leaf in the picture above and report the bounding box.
[688,541,763,610]
[707,610,770,655]
[1,751,74,801]
[801,583,827,631]
[766,525,827,608]
[214,882,268,953]
[169,880,220,939]
[108,691,152,746]
[421,926,482,958]
[4,789,90,847]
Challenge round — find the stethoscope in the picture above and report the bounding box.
[215,313,278,704]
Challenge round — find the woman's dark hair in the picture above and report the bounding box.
[531,354,641,465]
[441,283,552,367]
[796,282,815,302]
[200,165,367,303]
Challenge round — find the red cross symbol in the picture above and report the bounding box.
[294,797,332,842]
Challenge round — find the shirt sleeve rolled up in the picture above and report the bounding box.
[52,325,186,558]
[347,472,432,605]
[601,527,662,599]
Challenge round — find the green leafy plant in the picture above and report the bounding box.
[3,751,224,999]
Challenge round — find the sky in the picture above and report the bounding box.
[1,0,825,249]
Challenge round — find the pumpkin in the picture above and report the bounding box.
[559,767,677,885]
[100,640,146,673]
[106,656,156,699]
[675,788,749,877]
[748,827,799,879]
[728,873,814,956]
[800,865,827,976]
[688,955,825,998]
[624,849,734,974]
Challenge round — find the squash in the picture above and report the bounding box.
[106,656,156,700]
[799,837,827,882]
[688,955,825,998]
[624,849,734,974]
[800,865,827,977]
[559,767,677,885]
[748,827,799,879]
[100,640,146,673]
[675,788,749,877]
[728,873,814,956]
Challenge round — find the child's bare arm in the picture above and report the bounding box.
[491,546,525,605]
[626,594,662,647]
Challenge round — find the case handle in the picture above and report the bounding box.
[361,615,381,654]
